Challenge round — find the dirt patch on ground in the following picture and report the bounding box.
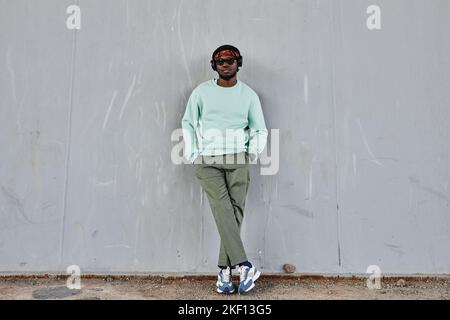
[0,275,449,300]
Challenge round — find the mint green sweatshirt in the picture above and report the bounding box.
[181,79,268,163]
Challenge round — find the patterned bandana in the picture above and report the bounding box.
[214,49,239,59]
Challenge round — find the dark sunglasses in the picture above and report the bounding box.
[215,57,237,66]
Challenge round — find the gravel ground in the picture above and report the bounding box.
[0,275,449,300]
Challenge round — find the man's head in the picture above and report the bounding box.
[210,45,242,80]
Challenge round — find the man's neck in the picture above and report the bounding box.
[217,77,237,87]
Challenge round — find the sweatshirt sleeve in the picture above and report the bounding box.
[181,90,201,163]
[247,93,268,161]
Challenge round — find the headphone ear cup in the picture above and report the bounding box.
[237,56,243,68]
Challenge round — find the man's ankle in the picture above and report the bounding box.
[238,261,252,268]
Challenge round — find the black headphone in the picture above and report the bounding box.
[210,45,243,71]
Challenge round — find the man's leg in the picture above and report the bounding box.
[219,152,251,268]
[195,159,248,267]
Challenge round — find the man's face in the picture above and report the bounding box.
[215,55,238,80]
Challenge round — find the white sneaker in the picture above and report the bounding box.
[238,265,261,294]
[216,267,235,294]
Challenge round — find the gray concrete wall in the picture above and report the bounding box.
[1,0,449,274]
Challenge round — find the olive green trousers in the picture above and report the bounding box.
[194,152,250,268]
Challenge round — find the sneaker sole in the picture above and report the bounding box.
[216,287,235,294]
